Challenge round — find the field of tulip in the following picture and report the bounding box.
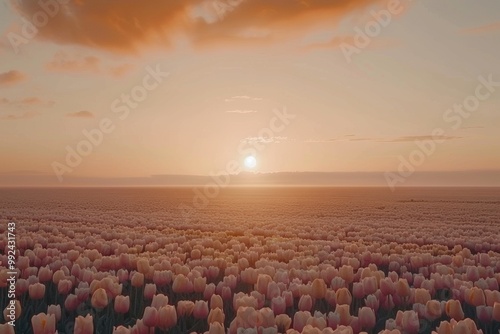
[0,187,499,334]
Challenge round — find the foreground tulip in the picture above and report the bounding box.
[425,300,442,321]
[445,299,464,321]
[194,300,209,319]
[311,278,327,299]
[358,307,376,330]
[74,314,94,334]
[276,314,292,332]
[177,300,195,317]
[114,295,130,314]
[157,305,177,329]
[493,302,500,322]
[32,313,56,334]
[91,288,109,309]
[336,288,352,306]
[142,306,158,327]
[209,322,225,334]
[47,304,61,322]
[208,307,225,325]
[401,311,419,334]
[466,287,485,306]
[0,324,14,334]
[29,283,46,300]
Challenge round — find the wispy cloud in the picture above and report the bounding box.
[0,97,55,107]
[0,111,39,120]
[0,70,27,86]
[242,136,289,144]
[225,95,263,102]
[225,109,258,114]
[305,135,462,143]
[46,52,100,73]
[46,52,133,77]
[461,22,500,35]
[66,110,95,118]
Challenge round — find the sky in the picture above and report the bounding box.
[0,0,499,186]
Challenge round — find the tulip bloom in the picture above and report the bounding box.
[74,314,94,334]
[29,283,46,300]
[114,295,130,314]
[157,305,177,329]
[194,300,209,319]
[32,313,56,334]
[358,307,376,330]
[445,299,464,321]
[91,288,109,309]
[208,307,225,325]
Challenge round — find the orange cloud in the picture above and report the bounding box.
[0,96,55,107]
[461,22,500,35]
[66,110,95,118]
[9,0,383,52]
[46,51,100,73]
[0,111,39,120]
[0,70,27,86]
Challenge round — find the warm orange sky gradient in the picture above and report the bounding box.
[0,0,499,186]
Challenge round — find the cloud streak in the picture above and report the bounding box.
[305,135,463,143]
[66,111,95,118]
[225,109,258,114]
[0,97,54,107]
[0,70,27,86]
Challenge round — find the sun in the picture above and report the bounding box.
[244,155,257,169]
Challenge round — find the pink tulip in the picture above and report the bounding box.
[31,313,56,334]
[477,305,493,323]
[424,300,442,321]
[29,283,46,300]
[151,293,169,309]
[64,294,80,312]
[311,278,327,299]
[142,306,158,327]
[114,295,130,314]
[401,310,419,334]
[131,272,144,287]
[157,305,177,329]
[47,304,61,322]
[364,294,379,311]
[358,307,376,330]
[91,288,109,309]
[177,300,195,317]
[208,307,225,325]
[492,302,500,322]
[0,324,14,334]
[193,300,209,319]
[335,288,352,306]
[271,296,286,315]
[143,283,156,300]
[74,314,93,334]
[298,294,313,311]
[293,311,310,332]
[352,283,364,299]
